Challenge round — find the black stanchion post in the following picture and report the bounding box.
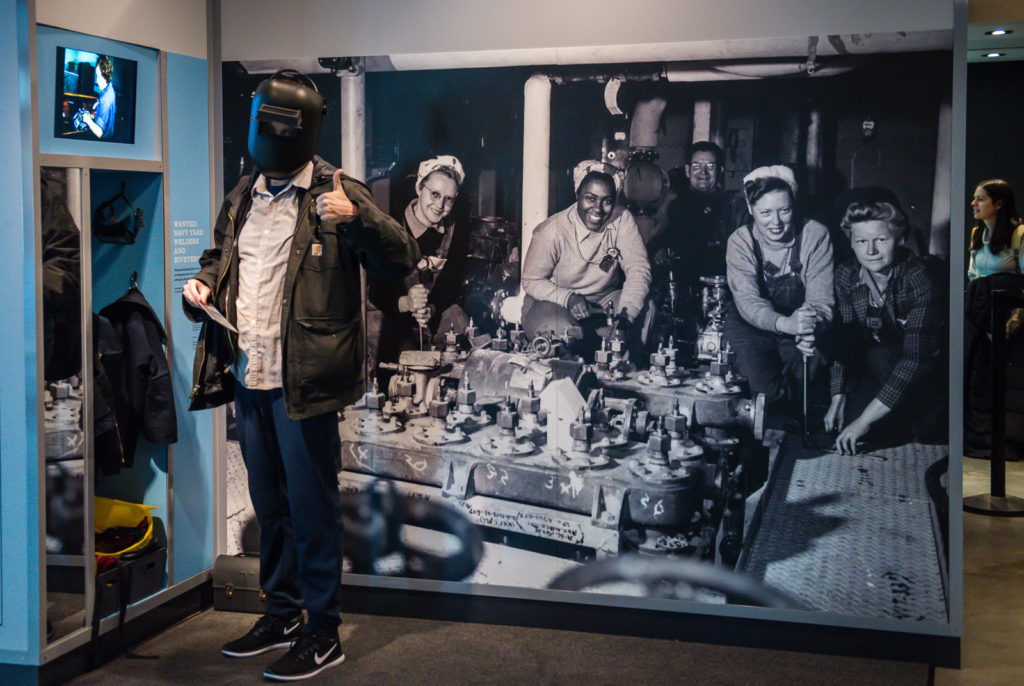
[991,289,1008,498]
[965,289,1024,516]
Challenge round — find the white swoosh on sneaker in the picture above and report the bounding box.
[314,648,333,665]
[283,623,300,635]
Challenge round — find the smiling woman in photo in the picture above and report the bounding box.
[520,159,651,358]
[722,165,834,424]
[370,155,472,369]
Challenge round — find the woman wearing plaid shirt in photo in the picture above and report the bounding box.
[824,198,947,454]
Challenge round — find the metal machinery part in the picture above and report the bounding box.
[696,275,730,362]
[340,279,766,566]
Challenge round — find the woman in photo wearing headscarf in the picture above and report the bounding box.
[825,196,946,453]
[521,160,651,357]
[723,165,834,420]
[370,155,471,365]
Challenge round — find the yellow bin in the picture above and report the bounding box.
[94,497,157,560]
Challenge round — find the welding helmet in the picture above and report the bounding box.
[247,70,328,180]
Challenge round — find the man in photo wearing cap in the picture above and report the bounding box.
[182,71,418,681]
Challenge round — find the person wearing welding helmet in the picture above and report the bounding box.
[723,165,834,425]
[182,71,418,681]
[521,159,651,359]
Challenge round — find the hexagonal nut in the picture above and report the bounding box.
[647,431,672,453]
[396,379,415,396]
[609,339,626,353]
[428,400,449,418]
[594,349,613,365]
[570,421,593,441]
[365,391,386,410]
[710,361,730,377]
[650,352,668,367]
[518,396,541,415]
[664,413,688,435]
[457,386,477,405]
[497,410,519,430]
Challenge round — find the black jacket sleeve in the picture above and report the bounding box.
[182,176,251,323]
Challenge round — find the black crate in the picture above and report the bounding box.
[95,544,167,619]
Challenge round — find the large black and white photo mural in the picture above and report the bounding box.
[222,28,955,629]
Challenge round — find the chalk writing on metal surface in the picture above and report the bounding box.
[405,455,428,473]
[559,471,584,499]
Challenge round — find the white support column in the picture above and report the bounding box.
[930,101,953,257]
[340,66,366,182]
[805,108,822,195]
[693,100,713,144]
[520,73,551,263]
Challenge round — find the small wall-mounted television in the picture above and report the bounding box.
[53,46,138,144]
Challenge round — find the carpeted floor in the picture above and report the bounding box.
[65,608,929,686]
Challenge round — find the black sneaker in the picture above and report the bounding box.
[263,633,345,681]
[221,613,303,657]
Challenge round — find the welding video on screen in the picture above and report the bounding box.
[54,46,137,144]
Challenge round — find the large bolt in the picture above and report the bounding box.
[570,414,593,452]
[396,377,415,397]
[497,396,519,432]
[456,381,477,408]
[428,400,450,418]
[365,385,386,411]
[664,412,688,437]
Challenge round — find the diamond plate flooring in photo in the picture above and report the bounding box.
[742,436,948,621]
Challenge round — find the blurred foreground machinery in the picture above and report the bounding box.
[341,277,768,569]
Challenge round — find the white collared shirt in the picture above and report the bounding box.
[233,162,313,389]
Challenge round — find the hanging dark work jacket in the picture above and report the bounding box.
[41,169,83,382]
[99,287,178,467]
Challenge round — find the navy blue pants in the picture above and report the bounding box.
[234,385,343,636]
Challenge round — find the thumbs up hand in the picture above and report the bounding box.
[316,169,358,223]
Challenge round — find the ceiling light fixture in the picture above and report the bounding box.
[985,29,1012,36]
[985,52,1005,58]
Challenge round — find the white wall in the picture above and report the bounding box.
[36,0,207,58]
[221,0,953,61]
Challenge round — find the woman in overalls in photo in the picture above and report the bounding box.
[722,165,835,425]
[369,155,471,381]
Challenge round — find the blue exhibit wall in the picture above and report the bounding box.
[0,0,40,665]
[36,25,159,160]
[166,51,213,583]
[91,170,168,528]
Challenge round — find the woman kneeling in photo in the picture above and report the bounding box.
[825,197,947,453]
